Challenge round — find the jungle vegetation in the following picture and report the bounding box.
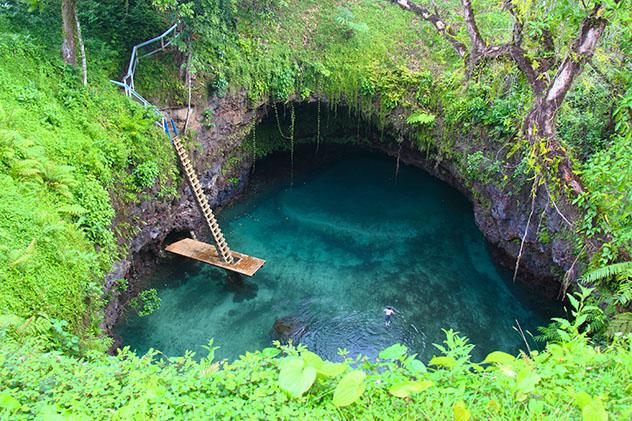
[0,0,630,419]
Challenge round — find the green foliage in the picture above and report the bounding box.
[406,111,436,126]
[0,326,630,419]
[132,161,160,190]
[73,176,116,247]
[334,7,368,38]
[388,379,433,398]
[581,262,632,287]
[332,370,366,407]
[575,133,632,266]
[0,16,177,335]
[114,278,129,292]
[537,286,606,343]
[464,151,503,184]
[201,108,215,128]
[278,357,317,397]
[130,289,162,317]
[379,343,408,360]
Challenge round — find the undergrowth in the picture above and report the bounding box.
[0,14,177,340]
[1,313,630,419]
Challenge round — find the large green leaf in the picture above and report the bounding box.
[429,356,457,369]
[0,392,20,412]
[582,398,609,421]
[318,361,347,377]
[332,370,366,407]
[301,351,345,377]
[575,392,609,421]
[453,401,471,421]
[278,358,317,398]
[389,380,433,398]
[482,351,515,365]
[404,357,427,374]
[261,347,281,358]
[514,367,541,396]
[379,343,408,360]
[301,351,323,369]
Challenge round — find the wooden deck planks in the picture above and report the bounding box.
[165,238,265,277]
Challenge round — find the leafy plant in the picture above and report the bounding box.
[132,161,159,190]
[406,111,436,126]
[334,7,368,38]
[580,262,632,287]
[129,289,161,317]
[332,370,366,407]
[537,286,605,342]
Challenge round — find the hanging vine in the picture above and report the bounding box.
[290,102,295,184]
[252,123,256,173]
[273,102,291,140]
[316,99,321,155]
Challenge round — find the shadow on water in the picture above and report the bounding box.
[117,147,561,362]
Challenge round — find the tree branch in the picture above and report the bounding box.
[461,0,486,52]
[391,0,468,57]
[461,0,546,94]
[544,4,609,112]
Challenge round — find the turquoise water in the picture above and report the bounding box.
[118,151,556,362]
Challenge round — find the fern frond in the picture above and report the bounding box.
[605,312,632,338]
[11,158,44,182]
[407,111,436,126]
[580,262,632,285]
[615,282,632,306]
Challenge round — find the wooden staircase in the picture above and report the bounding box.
[163,120,265,277]
[171,134,233,263]
[112,25,264,276]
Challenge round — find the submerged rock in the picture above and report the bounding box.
[273,316,309,342]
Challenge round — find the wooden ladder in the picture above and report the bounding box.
[171,133,234,264]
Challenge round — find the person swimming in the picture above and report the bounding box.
[383,306,396,326]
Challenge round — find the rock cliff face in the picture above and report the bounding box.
[103,94,260,339]
[103,93,575,343]
[373,140,576,298]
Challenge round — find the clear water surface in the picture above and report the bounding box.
[118,151,557,362]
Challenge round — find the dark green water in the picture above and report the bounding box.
[118,151,556,362]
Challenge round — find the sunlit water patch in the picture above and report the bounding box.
[118,151,557,362]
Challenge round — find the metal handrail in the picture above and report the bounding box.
[110,24,179,129]
[121,24,178,92]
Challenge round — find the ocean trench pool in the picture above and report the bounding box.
[118,150,557,362]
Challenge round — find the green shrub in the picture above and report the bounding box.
[132,161,160,190]
[130,289,162,317]
[0,324,629,419]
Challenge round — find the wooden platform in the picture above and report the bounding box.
[165,238,265,277]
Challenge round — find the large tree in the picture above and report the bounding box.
[61,0,87,85]
[391,0,624,281]
[391,0,622,195]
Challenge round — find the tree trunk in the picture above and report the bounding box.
[74,6,87,86]
[524,100,584,195]
[61,0,77,66]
